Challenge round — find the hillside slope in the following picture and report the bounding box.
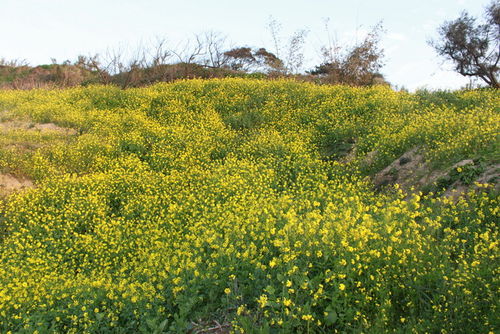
[0,80,498,333]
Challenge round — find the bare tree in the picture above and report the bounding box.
[171,35,205,65]
[148,37,172,67]
[94,44,142,88]
[75,39,172,88]
[200,31,229,68]
[311,22,385,86]
[284,29,308,74]
[75,54,112,84]
[0,58,29,67]
[169,35,207,78]
[267,17,283,60]
[430,0,499,88]
[266,17,308,74]
[342,23,385,84]
[319,18,340,64]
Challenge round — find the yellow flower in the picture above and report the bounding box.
[302,314,313,321]
[237,305,246,315]
[257,295,268,308]
[339,283,346,291]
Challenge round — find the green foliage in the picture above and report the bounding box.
[450,162,485,185]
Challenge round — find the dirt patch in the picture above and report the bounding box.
[32,122,78,135]
[362,150,378,166]
[0,173,34,197]
[0,120,77,135]
[4,142,42,152]
[0,110,9,121]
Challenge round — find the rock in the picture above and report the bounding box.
[452,159,474,168]
[373,147,425,191]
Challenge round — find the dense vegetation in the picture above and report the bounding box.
[0,79,498,333]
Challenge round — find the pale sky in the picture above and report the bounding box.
[0,0,492,90]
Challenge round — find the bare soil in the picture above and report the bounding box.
[0,173,33,197]
[0,120,77,135]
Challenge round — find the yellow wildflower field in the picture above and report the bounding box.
[0,79,498,333]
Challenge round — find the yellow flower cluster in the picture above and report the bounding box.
[0,79,497,333]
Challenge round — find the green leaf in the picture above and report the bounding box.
[146,318,157,329]
[325,310,337,325]
[159,318,169,330]
[265,285,275,295]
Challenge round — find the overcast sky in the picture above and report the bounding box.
[0,0,492,90]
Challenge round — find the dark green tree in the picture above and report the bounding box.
[430,0,499,88]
